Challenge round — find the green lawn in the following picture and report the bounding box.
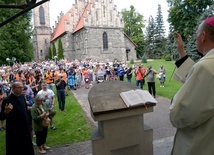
[0,59,183,154]
[130,59,183,99]
[0,91,94,154]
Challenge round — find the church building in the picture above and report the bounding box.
[33,0,52,61]
[33,0,137,62]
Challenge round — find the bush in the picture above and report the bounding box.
[130,59,134,64]
[141,55,147,63]
[165,54,172,61]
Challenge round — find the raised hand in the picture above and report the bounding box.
[174,32,187,58]
[4,103,13,115]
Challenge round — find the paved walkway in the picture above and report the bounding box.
[35,81,176,155]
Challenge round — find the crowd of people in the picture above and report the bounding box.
[0,58,166,154]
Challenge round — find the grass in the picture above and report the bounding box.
[0,91,94,154]
[0,59,183,154]
[131,59,183,99]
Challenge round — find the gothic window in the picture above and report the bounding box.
[103,32,108,50]
[40,50,43,57]
[39,6,45,25]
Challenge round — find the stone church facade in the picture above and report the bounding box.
[33,1,52,61]
[33,0,137,62]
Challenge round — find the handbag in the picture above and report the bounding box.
[42,117,51,127]
[37,108,51,127]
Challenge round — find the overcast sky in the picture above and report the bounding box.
[49,0,169,33]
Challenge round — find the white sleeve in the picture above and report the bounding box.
[173,57,195,83]
[170,64,214,128]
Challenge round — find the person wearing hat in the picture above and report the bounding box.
[170,16,214,155]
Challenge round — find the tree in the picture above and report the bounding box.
[145,16,156,58]
[153,4,166,58]
[58,39,64,60]
[155,4,165,38]
[187,5,214,61]
[167,0,214,39]
[52,42,57,59]
[48,47,52,60]
[121,5,145,58]
[0,7,33,64]
[165,32,177,60]
[167,0,214,60]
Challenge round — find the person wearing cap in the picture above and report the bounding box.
[170,16,214,155]
[31,94,51,154]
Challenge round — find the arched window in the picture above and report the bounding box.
[39,6,45,25]
[103,32,108,50]
[40,50,43,57]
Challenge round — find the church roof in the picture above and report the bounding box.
[51,2,92,42]
[73,3,91,33]
[51,8,74,41]
[124,33,138,48]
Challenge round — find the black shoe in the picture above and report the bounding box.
[50,126,57,130]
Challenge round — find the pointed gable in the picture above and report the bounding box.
[51,8,74,42]
[51,0,123,41]
[73,3,91,33]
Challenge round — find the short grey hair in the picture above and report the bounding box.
[35,94,45,102]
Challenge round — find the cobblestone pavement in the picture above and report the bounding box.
[35,81,176,155]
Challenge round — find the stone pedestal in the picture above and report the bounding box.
[88,81,156,155]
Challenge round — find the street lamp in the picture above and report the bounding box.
[6,57,16,66]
